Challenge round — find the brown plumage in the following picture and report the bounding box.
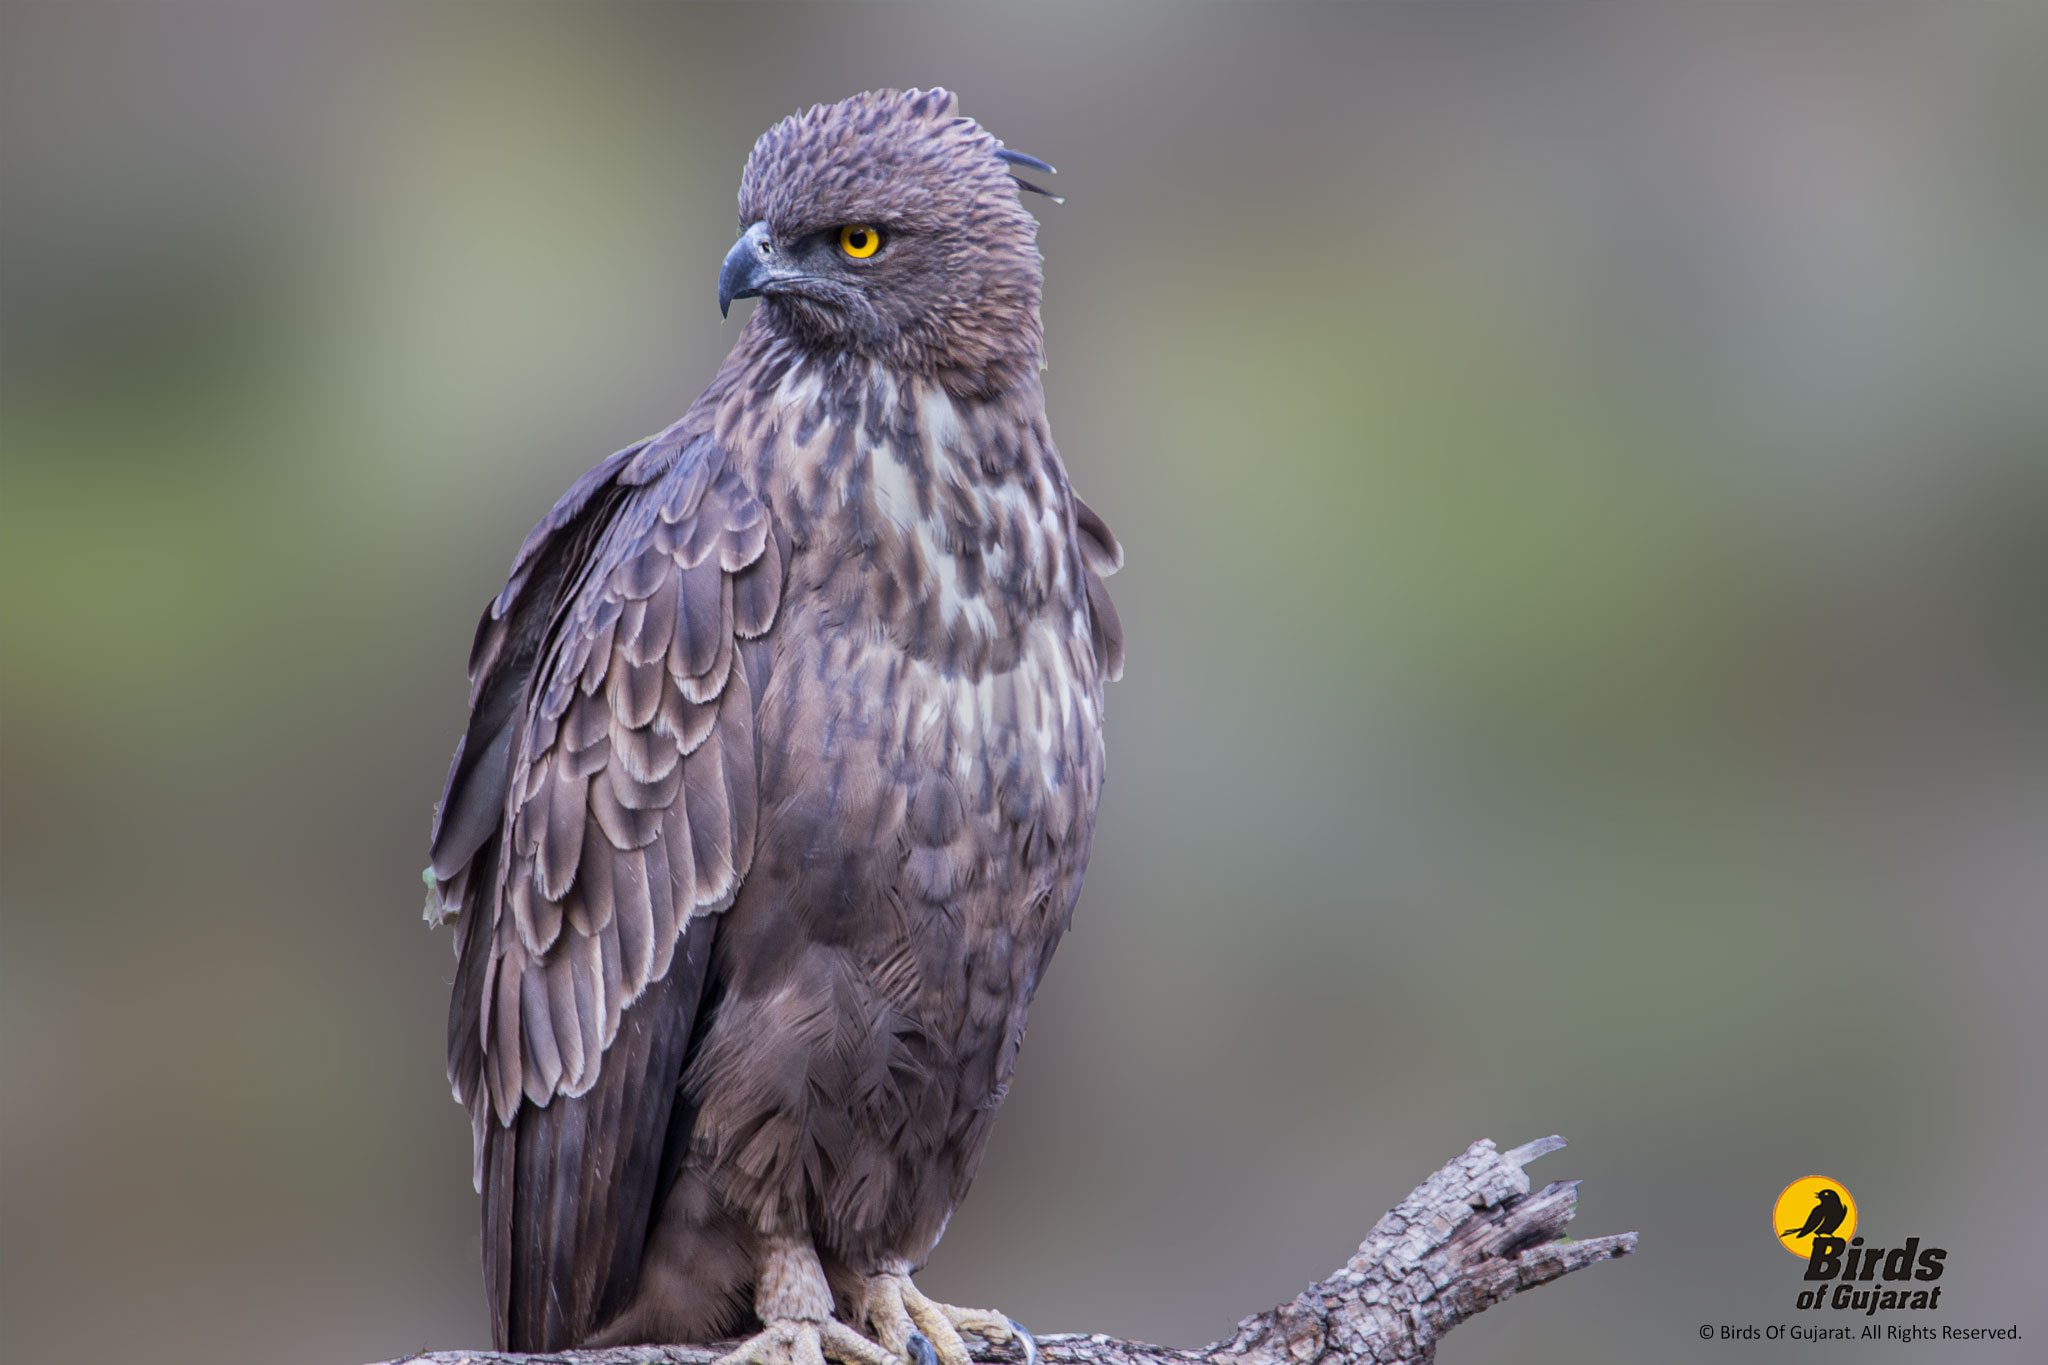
[426,88,1122,1358]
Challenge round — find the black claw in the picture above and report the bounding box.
[1008,1319,1038,1365]
[907,1333,939,1365]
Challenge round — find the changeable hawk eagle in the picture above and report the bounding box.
[425,88,1123,1364]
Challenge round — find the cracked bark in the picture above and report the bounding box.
[372,1135,1636,1365]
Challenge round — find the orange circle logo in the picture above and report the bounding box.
[1773,1176,1858,1259]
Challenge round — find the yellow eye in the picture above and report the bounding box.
[839,224,881,259]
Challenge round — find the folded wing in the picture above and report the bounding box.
[429,423,785,1349]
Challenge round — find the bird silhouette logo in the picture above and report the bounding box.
[1783,1188,1849,1239]
[1773,1176,1859,1257]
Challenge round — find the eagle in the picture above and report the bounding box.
[424,88,1123,1365]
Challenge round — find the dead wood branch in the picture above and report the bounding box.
[374,1135,1635,1365]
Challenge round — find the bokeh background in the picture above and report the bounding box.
[4,5,2044,1363]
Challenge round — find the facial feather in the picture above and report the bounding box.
[732,88,1044,394]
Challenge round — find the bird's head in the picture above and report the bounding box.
[720,88,1050,395]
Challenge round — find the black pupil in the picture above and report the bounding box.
[849,229,868,249]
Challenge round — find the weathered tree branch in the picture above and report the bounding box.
[375,1136,1635,1365]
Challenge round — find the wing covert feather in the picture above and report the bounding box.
[433,422,782,1350]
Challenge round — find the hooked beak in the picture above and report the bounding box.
[719,221,783,318]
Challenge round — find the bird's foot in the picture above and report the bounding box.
[722,1235,908,1365]
[715,1317,904,1365]
[858,1270,1035,1365]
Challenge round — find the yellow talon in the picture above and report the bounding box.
[859,1271,1021,1365]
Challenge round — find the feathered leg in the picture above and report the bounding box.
[716,1235,905,1365]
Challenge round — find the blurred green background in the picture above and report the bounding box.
[4,5,2044,1363]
